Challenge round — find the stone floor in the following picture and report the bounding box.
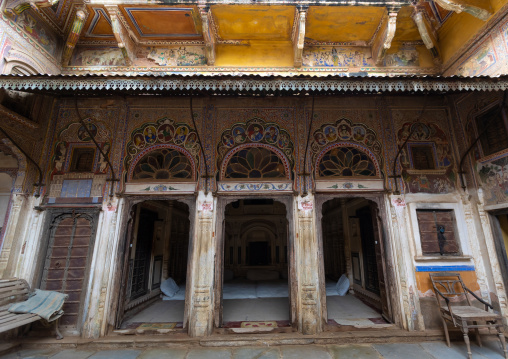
[1,340,507,359]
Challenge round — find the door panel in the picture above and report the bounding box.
[40,211,98,329]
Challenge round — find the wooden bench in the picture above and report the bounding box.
[0,278,63,339]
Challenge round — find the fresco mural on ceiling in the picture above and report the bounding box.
[71,47,126,66]
[146,46,206,66]
[7,9,58,57]
[452,18,508,76]
[384,47,420,67]
[216,118,295,177]
[124,117,200,181]
[395,120,455,194]
[302,47,373,67]
[302,46,420,68]
[51,118,111,177]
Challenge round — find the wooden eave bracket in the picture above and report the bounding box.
[199,6,216,66]
[434,0,492,21]
[61,9,87,67]
[413,10,441,64]
[105,5,137,66]
[293,6,307,68]
[372,9,398,66]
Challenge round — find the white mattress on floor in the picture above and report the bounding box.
[162,279,342,301]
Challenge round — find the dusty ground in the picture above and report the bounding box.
[1,339,507,359]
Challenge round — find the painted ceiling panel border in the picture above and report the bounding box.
[122,7,201,38]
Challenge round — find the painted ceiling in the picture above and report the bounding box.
[18,0,506,73]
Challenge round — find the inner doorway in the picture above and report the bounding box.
[221,199,290,329]
[321,197,391,328]
[120,200,190,331]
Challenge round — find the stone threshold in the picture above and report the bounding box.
[9,329,454,350]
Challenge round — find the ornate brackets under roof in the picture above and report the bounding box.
[371,10,398,66]
[293,6,307,68]
[199,6,216,66]
[105,5,136,66]
[61,9,87,66]
[413,10,441,64]
[433,0,491,21]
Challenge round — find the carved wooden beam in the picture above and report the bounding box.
[199,6,216,66]
[434,0,491,21]
[293,6,307,68]
[413,10,441,64]
[61,9,86,66]
[372,10,398,66]
[105,5,136,66]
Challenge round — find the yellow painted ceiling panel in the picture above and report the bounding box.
[212,5,295,41]
[215,41,294,67]
[306,6,386,42]
[393,6,420,42]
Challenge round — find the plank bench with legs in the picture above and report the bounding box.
[0,278,63,339]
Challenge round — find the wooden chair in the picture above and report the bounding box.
[430,272,507,359]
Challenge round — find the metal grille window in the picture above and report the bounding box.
[416,209,460,256]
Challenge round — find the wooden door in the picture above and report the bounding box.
[369,202,392,322]
[40,211,98,329]
[130,208,157,300]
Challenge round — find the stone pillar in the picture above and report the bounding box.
[294,194,324,334]
[0,193,30,278]
[82,197,122,338]
[388,195,424,331]
[187,191,216,337]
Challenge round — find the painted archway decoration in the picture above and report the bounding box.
[217,118,295,174]
[124,118,200,194]
[220,143,291,181]
[128,144,197,182]
[217,119,294,192]
[315,143,381,178]
[311,118,384,192]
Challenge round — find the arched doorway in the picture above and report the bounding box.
[118,199,191,331]
[319,197,391,328]
[220,198,291,330]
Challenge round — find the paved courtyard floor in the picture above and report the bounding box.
[1,339,507,359]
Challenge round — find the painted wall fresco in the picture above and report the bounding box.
[302,46,420,68]
[310,118,383,177]
[395,118,455,194]
[124,117,200,182]
[303,47,374,67]
[5,10,58,58]
[51,118,112,177]
[384,47,420,67]
[71,47,126,67]
[454,93,508,206]
[44,97,464,197]
[146,46,206,66]
[452,17,508,76]
[216,118,295,180]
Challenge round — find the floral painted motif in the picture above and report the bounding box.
[217,118,295,175]
[125,118,200,181]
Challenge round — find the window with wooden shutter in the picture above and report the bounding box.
[416,209,460,256]
[410,145,436,170]
[476,106,508,157]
